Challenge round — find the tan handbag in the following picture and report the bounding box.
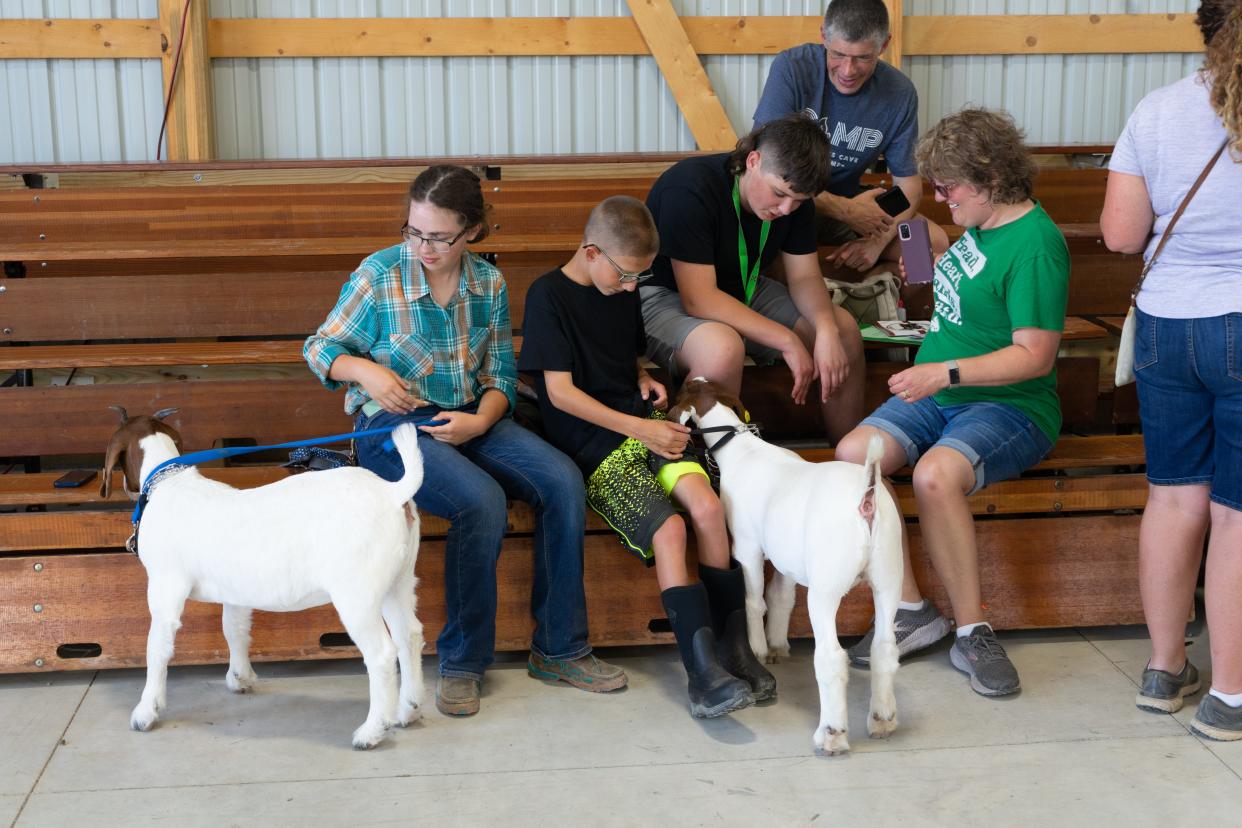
[1115,140,1227,386]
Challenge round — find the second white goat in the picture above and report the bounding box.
[101,409,425,749]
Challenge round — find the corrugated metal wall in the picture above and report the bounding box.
[0,0,1206,162]
[0,0,163,163]
[906,0,1202,146]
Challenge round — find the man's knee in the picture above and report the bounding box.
[680,322,745,374]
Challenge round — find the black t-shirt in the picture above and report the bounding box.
[644,153,818,301]
[517,268,648,475]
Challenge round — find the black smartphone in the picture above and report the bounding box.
[53,469,98,488]
[875,185,912,217]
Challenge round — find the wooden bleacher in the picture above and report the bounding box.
[0,152,1148,674]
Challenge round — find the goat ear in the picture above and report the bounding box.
[673,404,696,426]
[152,407,180,421]
[100,433,123,499]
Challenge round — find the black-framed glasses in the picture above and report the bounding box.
[584,244,653,284]
[401,224,469,252]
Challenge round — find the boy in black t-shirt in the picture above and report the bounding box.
[519,196,775,719]
[641,113,866,443]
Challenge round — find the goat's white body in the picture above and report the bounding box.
[129,425,425,749]
[693,403,903,756]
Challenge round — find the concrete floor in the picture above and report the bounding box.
[2,625,1239,828]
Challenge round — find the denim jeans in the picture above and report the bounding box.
[354,406,592,679]
[862,395,1053,494]
[1134,308,1242,510]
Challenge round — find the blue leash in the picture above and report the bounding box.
[127,424,408,546]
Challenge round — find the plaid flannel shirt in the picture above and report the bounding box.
[304,244,517,416]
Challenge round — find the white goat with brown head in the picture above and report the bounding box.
[101,407,425,749]
[670,379,904,756]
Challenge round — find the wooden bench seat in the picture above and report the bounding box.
[0,433,1146,674]
[0,153,1148,676]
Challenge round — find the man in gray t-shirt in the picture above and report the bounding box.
[753,0,947,271]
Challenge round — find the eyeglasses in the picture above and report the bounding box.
[401,224,469,252]
[932,181,959,200]
[584,244,653,284]
[826,48,878,67]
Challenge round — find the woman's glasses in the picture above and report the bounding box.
[402,224,468,252]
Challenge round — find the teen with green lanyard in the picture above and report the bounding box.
[640,113,866,443]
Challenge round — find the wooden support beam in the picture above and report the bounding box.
[0,19,162,59]
[625,0,737,151]
[0,15,1202,61]
[158,0,214,161]
[883,0,902,69]
[904,13,1203,56]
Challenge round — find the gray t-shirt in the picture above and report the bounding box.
[752,43,918,197]
[1110,72,1242,318]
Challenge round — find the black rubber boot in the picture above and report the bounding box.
[661,583,754,718]
[699,561,778,702]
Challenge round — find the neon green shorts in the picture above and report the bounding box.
[586,427,709,565]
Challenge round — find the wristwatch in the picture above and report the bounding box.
[946,360,961,388]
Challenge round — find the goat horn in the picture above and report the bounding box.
[107,404,129,423]
[152,407,180,421]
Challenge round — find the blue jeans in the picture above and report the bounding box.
[354,406,591,679]
[1135,308,1242,511]
[862,395,1052,494]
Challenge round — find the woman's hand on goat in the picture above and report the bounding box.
[888,362,950,404]
[635,418,691,461]
[418,410,488,445]
[357,362,425,414]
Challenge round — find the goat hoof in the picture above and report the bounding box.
[226,670,257,693]
[868,712,898,739]
[764,645,790,664]
[396,702,422,727]
[814,728,850,756]
[130,708,158,732]
[351,724,389,750]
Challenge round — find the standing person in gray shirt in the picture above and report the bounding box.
[753,0,948,272]
[1101,0,1242,742]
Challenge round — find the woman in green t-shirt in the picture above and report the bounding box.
[835,109,1070,698]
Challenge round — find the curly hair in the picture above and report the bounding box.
[407,165,492,244]
[726,113,832,197]
[915,108,1036,205]
[1198,0,1242,157]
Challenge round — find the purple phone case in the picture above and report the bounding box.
[898,219,935,284]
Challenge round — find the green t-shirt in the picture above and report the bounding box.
[916,202,1070,444]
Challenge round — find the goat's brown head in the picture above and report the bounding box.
[667,377,749,426]
[100,406,183,499]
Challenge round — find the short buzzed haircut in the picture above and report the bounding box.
[822,0,890,48]
[583,195,659,258]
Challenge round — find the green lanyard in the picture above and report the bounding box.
[731,177,771,307]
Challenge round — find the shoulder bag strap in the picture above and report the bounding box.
[1132,138,1229,303]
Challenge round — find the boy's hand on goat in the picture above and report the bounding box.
[357,362,426,414]
[813,329,851,401]
[634,417,691,460]
[419,410,488,445]
[638,372,668,410]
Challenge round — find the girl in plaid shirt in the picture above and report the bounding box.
[306,166,626,717]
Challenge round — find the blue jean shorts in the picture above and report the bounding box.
[1134,308,1242,511]
[862,395,1053,494]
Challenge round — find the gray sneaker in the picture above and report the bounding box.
[1135,661,1200,713]
[848,599,952,668]
[1190,693,1242,741]
[949,626,1020,697]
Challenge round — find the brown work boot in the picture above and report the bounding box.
[435,675,481,716]
[527,651,628,692]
